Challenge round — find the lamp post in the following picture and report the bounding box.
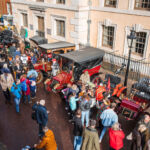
[124,29,136,86]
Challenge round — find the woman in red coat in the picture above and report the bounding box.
[109,122,125,150]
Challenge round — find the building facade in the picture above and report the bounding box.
[0,0,12,15]
[11,0,150,61]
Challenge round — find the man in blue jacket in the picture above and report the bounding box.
[32,99,48,137]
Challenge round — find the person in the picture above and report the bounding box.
[73,109,83,150]
[0,68,14,104]
[10,79,22,113]
[14,61,23,80]
[32,100,48,137]
[30,51,37,64]
[34,126,57,150]
[51,59,60,76]
[80,95,91,127]
[20,77,31,104]
[109,122,125,150]
[81,119,100,150]
[20,54,28,65]
[14,47,21,58]
[30,79,36,99]
[27,67,38,81]
[99,103,118,142]
[95,83,106,104]
[131,124,150,150]
[9,43,16,57]
[69,92,80,121]
[80,71,90,85]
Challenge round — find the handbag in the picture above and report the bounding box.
[31,111,36,120]
[126,132,133,140]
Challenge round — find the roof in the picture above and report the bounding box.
[39,41,75,50]
[59,47,105,64]
[29,35,48,45]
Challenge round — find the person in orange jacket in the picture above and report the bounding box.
[34,126,57,150]
[95,83,106,102]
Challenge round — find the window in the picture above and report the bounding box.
[105,0,117,7]
[135,0,150,10]
[56,20,65,37]
[36,0,44,2]
[132,32,147,56]
[102,26,114,48]
[57,0,65,4]
[7,3,11,14]
[37,16,45,37]
[22,13,28,27]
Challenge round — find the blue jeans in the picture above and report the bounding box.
[31,90,36,98]
[14,98,20,113]
[81,111,89,127]
[74,136,82,150]
[23,95,30,103]
[99,126,108,141]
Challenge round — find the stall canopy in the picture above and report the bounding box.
[59,46,105,65]
[29,35,48,45]
[39,41,75,51]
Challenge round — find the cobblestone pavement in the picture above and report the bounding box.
[0,84,137,150]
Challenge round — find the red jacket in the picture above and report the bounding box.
[109,128,125,150]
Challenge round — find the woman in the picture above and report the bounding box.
[109,122,125,150]
[10,80,22,113]
[80,95,91,127]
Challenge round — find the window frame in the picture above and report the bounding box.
[51,15,66,41]
[56,19,65,37]
[22,13,28,28]
[36,0,44,2]
[134,0,150,11]
[131,32,147,57]
[104,0,117,8]
[56,0,65,4]
[102,25,115,49]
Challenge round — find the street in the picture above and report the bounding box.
[0,83,135,150]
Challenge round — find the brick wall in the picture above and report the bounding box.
[0,0,12,15]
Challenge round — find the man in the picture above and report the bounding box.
[32,100,48,137]
[34,126,57,150]
[99,103,118,143]
[73,109,83,150]
[0,68,14,104]
[81,119,100,150]
[51,59,60,76]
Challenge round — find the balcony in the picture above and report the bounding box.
[36,30,45,37]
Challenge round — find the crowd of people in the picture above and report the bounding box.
[0,39,149,150]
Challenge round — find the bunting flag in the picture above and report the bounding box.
[107,77,110,91]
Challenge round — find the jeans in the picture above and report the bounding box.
[31,90,36,98]
[14,98,20,113]
[39,124,44,137]
[74,136,82,150]
[23,95,30,103]
[81,110,90,127]
[99,126,108,141]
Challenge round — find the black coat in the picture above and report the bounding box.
[32,104,48,126]
[73,116,83,136]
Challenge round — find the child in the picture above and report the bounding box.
[30,79,36,99]
[69,92,80,121]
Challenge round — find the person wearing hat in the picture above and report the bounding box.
[81,119,100,150]
[32,100,48,137]
[51,59,60,76]
[99,103,118,143]
[0,68,14,104]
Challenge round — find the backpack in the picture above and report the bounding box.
[21,80,27,92]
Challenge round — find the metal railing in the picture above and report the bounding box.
[103,51,150,81]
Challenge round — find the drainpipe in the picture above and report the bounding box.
[87,0,92,46]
